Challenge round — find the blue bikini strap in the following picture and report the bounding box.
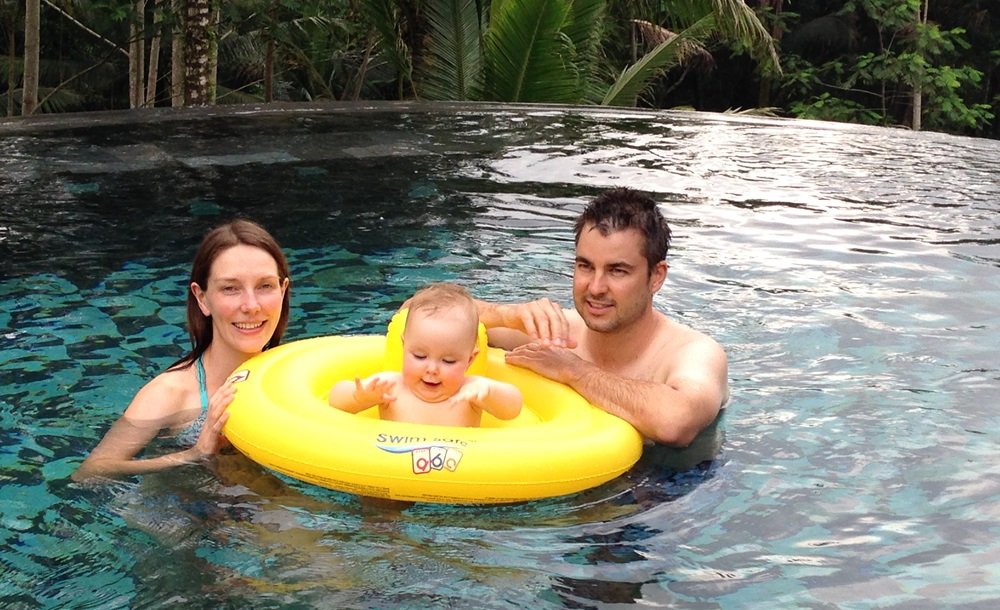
[196,355,209,411]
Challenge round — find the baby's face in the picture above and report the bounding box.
[401,309,477,403]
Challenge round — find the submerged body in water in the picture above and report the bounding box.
[2,104,998,608]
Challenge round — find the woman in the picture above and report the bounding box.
[74,219,291,480]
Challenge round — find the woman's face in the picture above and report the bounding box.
[192,244,288,357]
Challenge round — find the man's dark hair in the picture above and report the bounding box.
[574,188,672,272]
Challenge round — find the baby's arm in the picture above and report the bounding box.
[329,373,398,413]
[457,377,523,420]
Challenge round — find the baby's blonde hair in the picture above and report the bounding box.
[406,283,479,344]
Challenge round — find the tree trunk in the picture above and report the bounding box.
[6,8,16,116]
[183,0,212,106]
[171,0,184,106]
[264,0,278,102]
[208,2,219,104]
[145,0,164,106]
[129,0,146,108]
[22,0,40,116]
[911,0,927,131]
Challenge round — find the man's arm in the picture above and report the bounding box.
[505,340,728,447]
[475,298,575,348]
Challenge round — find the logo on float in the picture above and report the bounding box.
[376,442,464,475]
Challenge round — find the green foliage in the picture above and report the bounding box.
[563,0,608,102]
[372,0,603,103]
[920,64,993,131]
[217,1,383,102]
[418,0,484,100]
[359,0,415,97]
[6,0,995,137]
[602,13,715,106]
[481,0,578,102]
[789,92,882,124]
[401,0,778,106]
[780,0,995,135]
[600,0,780,108]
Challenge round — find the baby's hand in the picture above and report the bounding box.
[355,374,397,406]
[451,378,491,408]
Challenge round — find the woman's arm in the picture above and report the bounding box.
[72,373,235,482]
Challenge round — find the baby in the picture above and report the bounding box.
[328,283,523,427]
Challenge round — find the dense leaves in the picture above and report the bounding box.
[2,0,996,137]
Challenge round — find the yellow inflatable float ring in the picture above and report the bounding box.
[224,310,643,504]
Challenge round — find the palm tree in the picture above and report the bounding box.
[179,0,215,105]
[361,0,779,107]
[602,0,780,106]
[363,0,605,103]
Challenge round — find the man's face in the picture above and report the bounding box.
[572,225,665,333]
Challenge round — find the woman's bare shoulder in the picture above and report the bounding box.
[122,366,197,423]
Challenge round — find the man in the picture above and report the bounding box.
[477,188,728,447]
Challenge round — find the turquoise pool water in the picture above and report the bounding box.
[1,103,998,608]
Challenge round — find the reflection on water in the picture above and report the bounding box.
[1,103,998,608]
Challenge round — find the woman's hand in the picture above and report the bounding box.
[192,378,237,461]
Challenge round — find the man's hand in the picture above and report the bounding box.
[497,299,577,347]
[505,343,588,384]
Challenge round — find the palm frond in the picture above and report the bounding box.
[632,19,714,71]
[602,0,779,106]
[418,0,485,100]
[601,12,715,106]
[481,0,579,103]
[216,84,265,105]
[20,86,87,114]
[647,0,779,73]
[218,28,266,81]
[563,0,608,102]
[563,0,606,61]
[707,0,780,73]
[359,0,415,90]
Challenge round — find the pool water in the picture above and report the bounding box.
[1,103,998,608]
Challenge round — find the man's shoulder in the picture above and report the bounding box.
[656,314,727,373]
[658,313,718,346]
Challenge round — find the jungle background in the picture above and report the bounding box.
[2,0,997,138]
